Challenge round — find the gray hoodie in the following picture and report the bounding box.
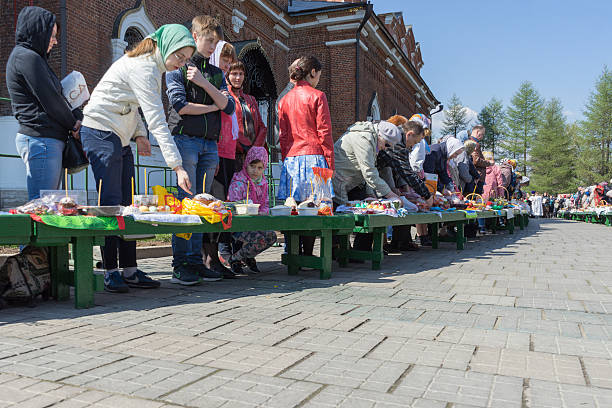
[332,122,392,205]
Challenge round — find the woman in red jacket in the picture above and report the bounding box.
[277,56,333,256]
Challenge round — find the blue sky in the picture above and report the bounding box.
[373,0,612,134]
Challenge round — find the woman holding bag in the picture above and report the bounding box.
[80,24,196,293]
[6,6,82,200]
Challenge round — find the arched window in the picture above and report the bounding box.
[111,0,156,62]
[124,27,144,52]
[368,93,381,122]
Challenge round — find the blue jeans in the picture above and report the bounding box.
[81,126,137,270]
[171,135,219,267]
[15,134,65,200]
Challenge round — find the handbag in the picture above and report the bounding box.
[62,135,89,174]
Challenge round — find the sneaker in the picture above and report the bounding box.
[192,264,223,282]
[123,270,161,289]
[244,258,260,274]
[105,270,130,293]
[229,259,245,275]
[417,235,432,247]
[211,261,237,279]
[171,264,201,286]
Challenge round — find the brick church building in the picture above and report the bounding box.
[0,0,439,206]
[1,0,438,136]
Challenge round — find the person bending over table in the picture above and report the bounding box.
[332,120,403,253]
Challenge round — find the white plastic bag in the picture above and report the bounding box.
[61,71,90,109]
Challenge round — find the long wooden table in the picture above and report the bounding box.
[558,210,612,226]
[335,209,525,270]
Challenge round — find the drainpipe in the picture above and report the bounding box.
[430,103,443,117]
[355,3,373,122]
[60,0,67,77]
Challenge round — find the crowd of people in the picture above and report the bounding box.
[6,6,531,294]
[549,181,612,216]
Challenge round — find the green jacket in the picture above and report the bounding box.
[332,121,392,205]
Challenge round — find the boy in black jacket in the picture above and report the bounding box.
[166,15,236,285]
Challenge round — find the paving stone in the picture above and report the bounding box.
[183,341,311,376]
[469,347,585,385]
[199,320,305,346]
[277,328,385,357]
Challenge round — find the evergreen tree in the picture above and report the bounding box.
[503,81,543,176]
[477,97,506,156]
[441,94,468,137]
[577,67,612,184]
[530,98,575,193]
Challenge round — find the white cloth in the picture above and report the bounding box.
[82,49,182,169]
[410,139,428,173]
[131,213,202,225]
[531,195,543,217]
[209,41,240,141]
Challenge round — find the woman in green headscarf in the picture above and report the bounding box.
[80,24,196,293]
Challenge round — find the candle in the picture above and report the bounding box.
[131,177,135,206]
[203,172,206,194]
[65,168,68,197]
[98,179,102,207]
[144,169,147,195]
[246,180,250,204]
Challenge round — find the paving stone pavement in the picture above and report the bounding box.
[1,218,612,407]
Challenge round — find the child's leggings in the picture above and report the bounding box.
[230,230,277,261]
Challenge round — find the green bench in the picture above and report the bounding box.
[31,214,357,308]
[336,209,519,270]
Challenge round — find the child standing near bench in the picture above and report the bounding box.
[227,147,277,274]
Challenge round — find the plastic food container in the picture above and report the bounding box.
[297,207,319,216]
[41,189,87,205]
[270,205,291,216]
[133,195,158,207]
[235,203,260,215]
[80,206,122,216]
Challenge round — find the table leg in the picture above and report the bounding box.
[287,233,300,276]
[456,222,465,250]
[337,233,349,267]
[372,227,384,270]
[72,236,95,309]
[319,230,332,279]
[50,245,70,301]
[431,223,439,249]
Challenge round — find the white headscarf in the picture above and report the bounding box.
[446,137,464,158]
[210,40,227,67]
[209,40,239,141]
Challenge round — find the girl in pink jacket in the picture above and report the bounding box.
[482,152,504,201]
[227,147,276,274]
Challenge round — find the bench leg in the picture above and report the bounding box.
[50,245,70,301]
[456,222,465,250]
[507,217,515,234]
[72,236,95,309]
[431,223,439,249]
[286,233,300,276]
[319,230,332,279]
[371,228,384,270]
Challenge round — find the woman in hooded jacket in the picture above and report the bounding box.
[6,6,82,200]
